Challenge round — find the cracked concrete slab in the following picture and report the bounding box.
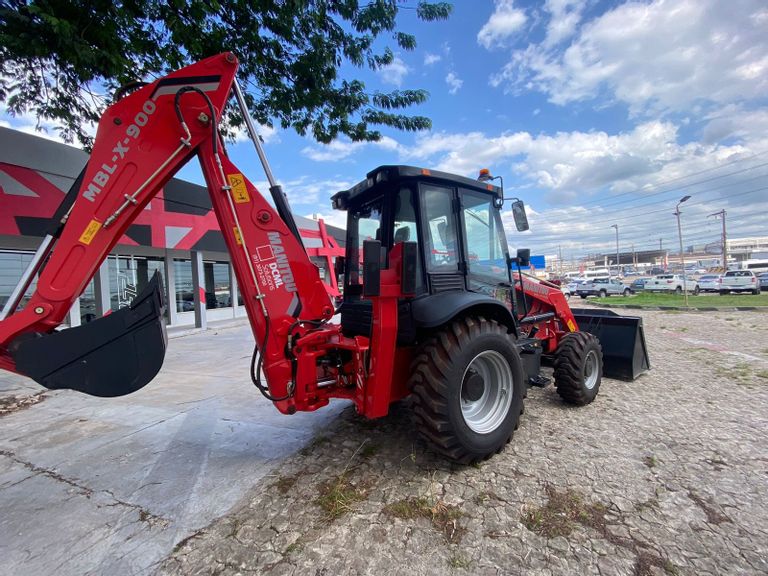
[156,308,768,576]
[0,322,347,575]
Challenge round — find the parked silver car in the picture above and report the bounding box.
[759,273,768,290]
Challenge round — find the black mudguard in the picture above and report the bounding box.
[11,272,168,397]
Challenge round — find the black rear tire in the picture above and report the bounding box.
[553,332,603,406]
[408,317,525,464]
[675,286,682,294]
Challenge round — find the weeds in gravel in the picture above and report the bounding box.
[448,553,470,569]
[522,486,680,576]
[274,474,298,495]
[384,497,465,543]
[284,541,303,555]
[643,455,658,468]
[0,392,46,417]
[756,370,768,379]
[315,474,371,521]
[521,486,606,538]
[688,491,730,525]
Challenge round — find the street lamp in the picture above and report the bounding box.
[611,224,619,277]
[674,195,691,306]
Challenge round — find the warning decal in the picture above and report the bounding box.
[79,219,102,245]
[227,173,251,203]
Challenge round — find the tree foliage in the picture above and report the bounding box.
[0,0,452,147]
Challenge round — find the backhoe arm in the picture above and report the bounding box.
[0,53,333,408]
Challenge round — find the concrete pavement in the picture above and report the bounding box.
[0,321,346,575]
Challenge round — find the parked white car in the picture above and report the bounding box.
[697,274,722,293]
[645,274,699,294]
[720,270,761,295]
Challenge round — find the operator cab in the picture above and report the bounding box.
[331,165,529,343]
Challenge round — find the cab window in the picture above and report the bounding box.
[421,184,459,272]
[462,190,509,282]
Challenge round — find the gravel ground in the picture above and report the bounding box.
[157,308,768,576]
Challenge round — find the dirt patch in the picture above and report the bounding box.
[0,392,46,417]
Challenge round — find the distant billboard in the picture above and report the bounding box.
[518,254,546,271]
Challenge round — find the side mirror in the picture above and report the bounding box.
[334,256,346,278]
[511,200,529,232]
[516,248,530,267]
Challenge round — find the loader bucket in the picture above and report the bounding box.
[11,273,167,397]
[569,308,650,381]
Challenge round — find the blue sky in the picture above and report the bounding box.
[4,0,768,263]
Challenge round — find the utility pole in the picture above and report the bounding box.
[674,195,691,306]
[708,209,727,271]
[558,244,563,276]
[611,224,619,277]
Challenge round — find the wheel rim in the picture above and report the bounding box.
[583,350,599,390]
[460,350,513,434]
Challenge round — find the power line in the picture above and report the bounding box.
[529,149,768,209]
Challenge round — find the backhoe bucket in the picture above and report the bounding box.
[569,308,650,381]
[11,273,167,397]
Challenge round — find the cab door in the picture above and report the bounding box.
[458,188,511,297]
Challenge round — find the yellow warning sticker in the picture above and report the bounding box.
[79,219,101,245]
[233,226,243,246]
[227,173,250,203]
[566,319,576,332]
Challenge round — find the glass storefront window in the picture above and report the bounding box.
[174,259,194,313]
[80,279,97,323]
[0,251,37,311]
[203,261,231,309]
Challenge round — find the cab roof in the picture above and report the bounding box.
[331,165,503,210]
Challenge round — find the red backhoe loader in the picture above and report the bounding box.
[0,53,649,463]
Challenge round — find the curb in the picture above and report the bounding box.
[592,303,767,312]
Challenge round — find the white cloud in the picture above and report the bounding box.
[445,72,463,95]
[542,0,587,47]
[274,176,355,207]
[377,56,410,87]
[301,136,401,163]
[478,0,527,50]
[303,210,348,230]
[394,114,768,257]
[493,0,768,115]
[0,105,89,146]
[424,52,442,66]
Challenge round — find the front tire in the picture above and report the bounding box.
[693,285,700,295]
[409,317,525,464]
[553,332,603,406]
